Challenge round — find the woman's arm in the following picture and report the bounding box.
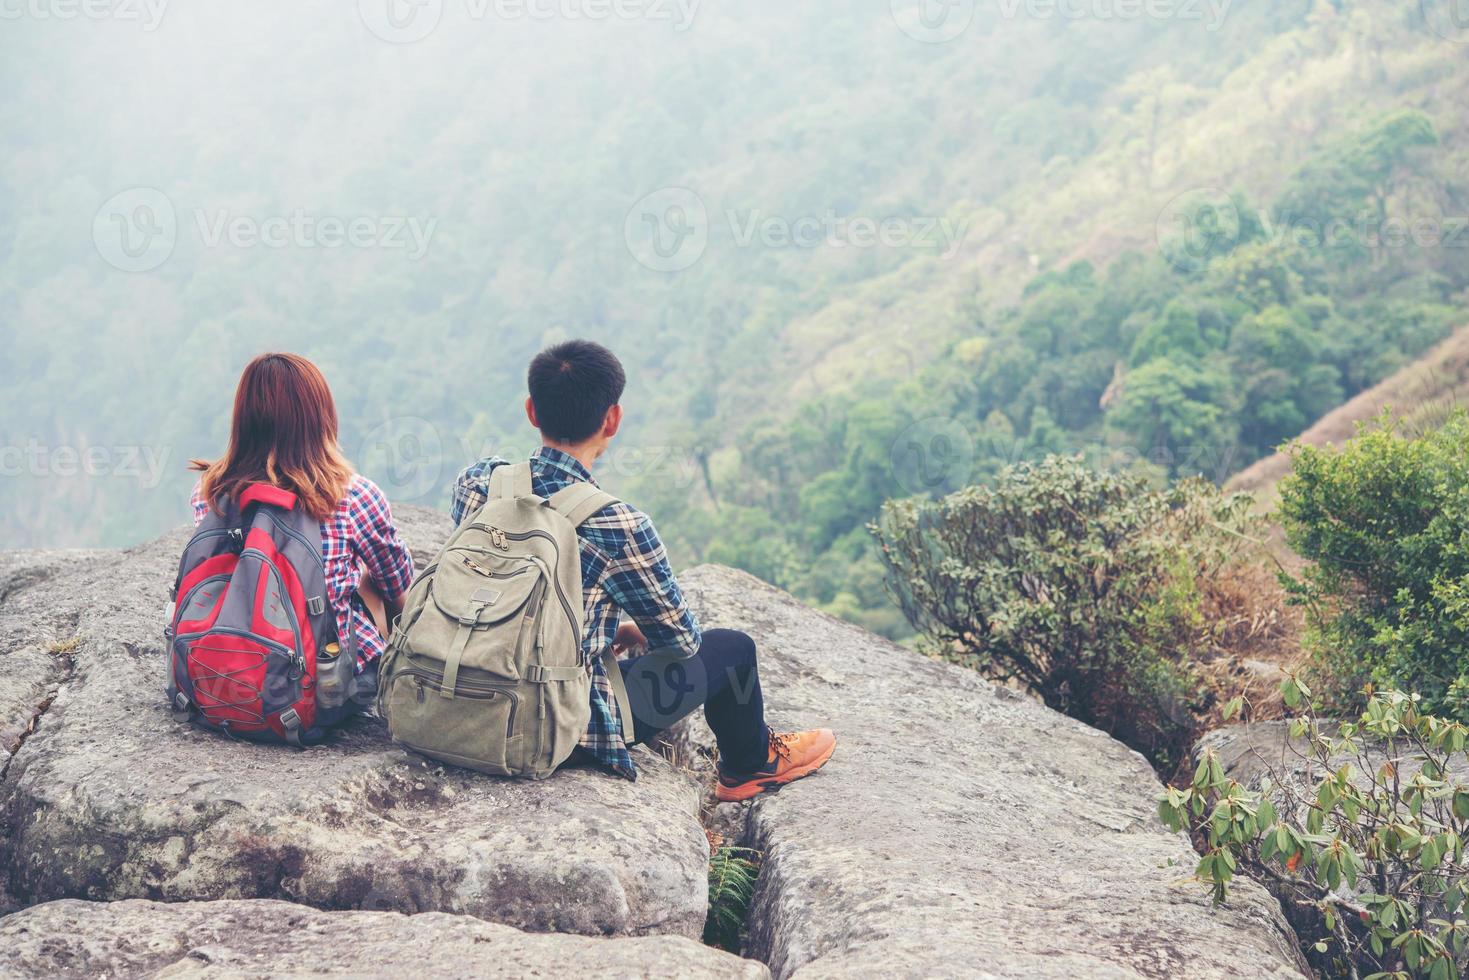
[350,477,415,623]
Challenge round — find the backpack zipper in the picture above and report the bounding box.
[464,525,580,641]
[173,626,302,693]
[398,666,520,714]
[240,547,308,675]
[260,512,326,570]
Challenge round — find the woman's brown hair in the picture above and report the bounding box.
[191,352,352,520]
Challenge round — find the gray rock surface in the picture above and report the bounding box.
[680,565,1310,980]
[0,898,768,978]
[0,550,104,763]
[1201,720,1469,801]
[0,507,709,938]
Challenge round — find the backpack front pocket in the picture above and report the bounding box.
[381,663,521,776]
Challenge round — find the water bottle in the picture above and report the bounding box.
[316,642,347,709]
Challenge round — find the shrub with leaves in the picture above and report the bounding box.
[1280,412,1469,722]
[704,845,760,952]
[871,454,1253,765]
[1164,683,1469,979]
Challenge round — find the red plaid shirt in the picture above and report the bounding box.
[191,474,414,672]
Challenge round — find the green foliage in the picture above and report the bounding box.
[1279,414,1469,722]
[871,455,1252,764]
[704,846,761,953]
[1163,688,1469,979]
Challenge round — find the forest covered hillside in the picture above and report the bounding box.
[2,0,1466,635]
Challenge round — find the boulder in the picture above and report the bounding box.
[0,550,107,763]
[1200,720,1469,802]
[680,565,1310,979]
[0,898,768,978]
[0,507,709,938]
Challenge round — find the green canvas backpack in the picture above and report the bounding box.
[378,462,633,779]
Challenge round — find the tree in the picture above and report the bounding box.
[871,455,1252,763]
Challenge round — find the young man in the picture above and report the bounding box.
[451,340,835,800]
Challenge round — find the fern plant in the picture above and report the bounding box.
[705,845,761,952]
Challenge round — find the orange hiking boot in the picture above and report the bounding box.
[715,729,837,802]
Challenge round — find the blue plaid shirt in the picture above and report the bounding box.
[450,446,702,779]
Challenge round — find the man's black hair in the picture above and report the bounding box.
[527,340,627,444]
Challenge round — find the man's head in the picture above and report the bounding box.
[526,340,626,458]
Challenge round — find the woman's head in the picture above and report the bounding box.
[191,352,352,520]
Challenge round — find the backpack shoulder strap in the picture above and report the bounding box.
[547,482,618,527]
[488,461,534,500]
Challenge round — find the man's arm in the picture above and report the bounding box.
[602,511,701,659]
[450,457,508,527]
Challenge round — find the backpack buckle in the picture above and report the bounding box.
[280,708,304,748]
[171,692,193,722]
[307,596,325,616]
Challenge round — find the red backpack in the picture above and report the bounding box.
[166,484,354,745]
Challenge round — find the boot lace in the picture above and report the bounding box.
[769,731,796,761]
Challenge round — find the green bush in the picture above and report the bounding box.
[704,845,760,952]
[871,454,1252,765]
[1279,413,1469,720]
[1167,685,1469,980]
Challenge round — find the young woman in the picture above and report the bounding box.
[189,352,415,686]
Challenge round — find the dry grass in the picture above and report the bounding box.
[46,635,84,656]
[1193,559,1305,726]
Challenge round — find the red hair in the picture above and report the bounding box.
[191,353,352,521]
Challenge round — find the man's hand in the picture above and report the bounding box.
[613,621,647,656]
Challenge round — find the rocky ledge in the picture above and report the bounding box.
[680,565,1310,979]
[0,898,766,978]
[0,507,707,937]
[0,510,1312,977]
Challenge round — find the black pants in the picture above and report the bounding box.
[617,628,770,773]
